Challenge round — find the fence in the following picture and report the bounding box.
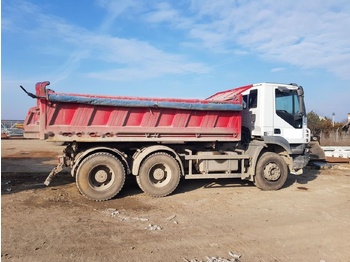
[1,120,24,129]
[319,129,350,146]
[1,120,24,138]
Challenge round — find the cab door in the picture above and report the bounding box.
[273,87,305,144]
[242,84,274,138]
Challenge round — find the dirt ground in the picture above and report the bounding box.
[1,139,350,262]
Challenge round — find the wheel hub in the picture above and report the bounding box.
[95,170,108,183]
[263,163,281,181]
[153,168,166,180]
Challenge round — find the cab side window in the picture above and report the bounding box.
[275,89,302,128]
[249,89,258,108]
[242,95,248,109]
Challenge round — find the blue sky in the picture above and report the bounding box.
[2,0,350,121]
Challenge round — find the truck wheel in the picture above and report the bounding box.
[137,152,181,197]
[76,152,125,201]
[254,152,288,190]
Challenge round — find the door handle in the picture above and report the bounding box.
[251,114,256,123]
[274,128,281,134]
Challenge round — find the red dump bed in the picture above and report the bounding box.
[23,82,252,142]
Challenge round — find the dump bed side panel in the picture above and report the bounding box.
[23,106,40,139]
[24,82,243,142]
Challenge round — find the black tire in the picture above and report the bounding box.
[254,152,288,190]
[137,152,181,197]
[76,152,125,201]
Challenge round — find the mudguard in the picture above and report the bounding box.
[308,140,326,161]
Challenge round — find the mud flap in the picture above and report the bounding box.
[308,141,326,161]
[44,162,64,186]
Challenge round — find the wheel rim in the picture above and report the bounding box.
[88,165,115,190]
[148,163,172,188]
[263,162,281,181]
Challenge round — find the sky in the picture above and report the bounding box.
[1,0,350,122]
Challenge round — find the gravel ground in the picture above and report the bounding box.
[1,139,350,262]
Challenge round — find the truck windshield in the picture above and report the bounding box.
[275,89,303,128]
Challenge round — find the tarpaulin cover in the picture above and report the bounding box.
[48,94,243,111]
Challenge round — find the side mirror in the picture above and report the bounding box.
[297,86,304,96]
[294,111,303,120]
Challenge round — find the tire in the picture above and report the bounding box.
[76,152,125,201]
[254,152,288,190]
[137,152,181,197]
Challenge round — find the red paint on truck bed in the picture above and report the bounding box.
[24,82,251,143]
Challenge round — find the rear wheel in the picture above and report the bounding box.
[137,152,181,197]
[254,152,288,190]
[76,152,125,201]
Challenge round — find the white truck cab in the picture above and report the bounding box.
[241,83,311,176]
[242,83,310,144]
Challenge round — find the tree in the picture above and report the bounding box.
[307,111,322,135]
[307,111,346,137]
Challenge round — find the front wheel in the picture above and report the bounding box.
[137,152,181,197]
[76,152,125,201]
[254,152,288,190]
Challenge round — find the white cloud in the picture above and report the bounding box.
[145,0,350,80]
[83,35,209,81]
[2,0,209,83]
[96,0,141,16]
[271,68,285,73]
[143,2,179,23]
[3,0,350,84]
[96,0,143,32]
[86,61,209,81]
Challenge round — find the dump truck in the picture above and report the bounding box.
[22,81,311,201]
